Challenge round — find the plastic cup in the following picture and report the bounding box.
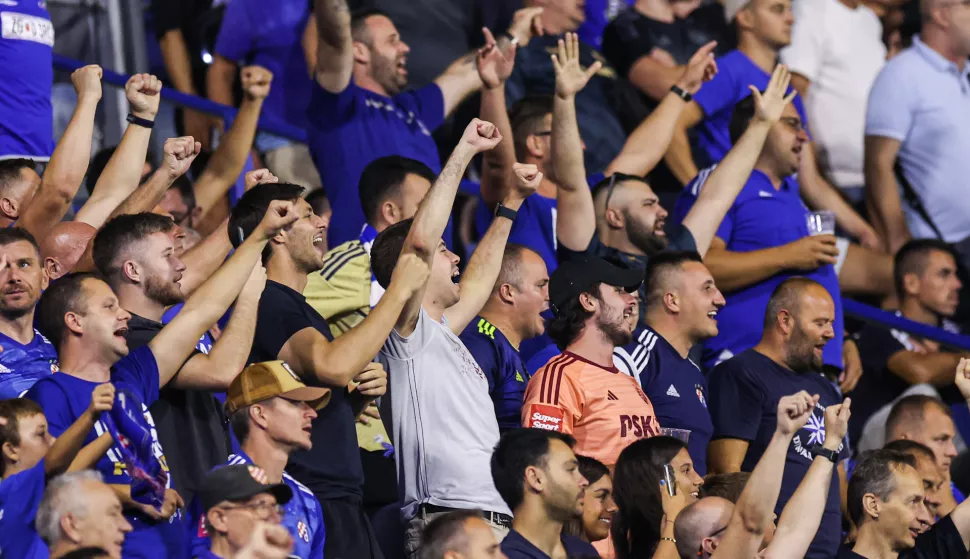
[806,210,836,236]
[660,428,691,444]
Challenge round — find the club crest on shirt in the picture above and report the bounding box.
[791,403,844,460]
[297,521,310,542]
[695,384,707,408]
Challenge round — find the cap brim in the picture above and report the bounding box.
[602,265,643,293]
[281,386,332,411]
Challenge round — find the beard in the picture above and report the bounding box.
[784,324,824,373]
[543,479,584,524]
[625,210,668,256]
[144,274,185,307]
[597,305,633,347]
[371,51,406,96]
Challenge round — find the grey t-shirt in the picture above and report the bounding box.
[379,308,511,519]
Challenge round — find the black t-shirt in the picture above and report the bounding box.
[249,280,364,500]
[150,0,222,93]
[127,313,229,505]
[836,515,967,559]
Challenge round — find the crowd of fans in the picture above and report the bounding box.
[2,0,970,558]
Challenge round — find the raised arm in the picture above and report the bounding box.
[704,234,838,292]
[606,42,718,178]
[168,264,265,390]
[313,0,353,93]
[713,392,818,559]
[445,164,540,334]
[17,66,101,242]
[150,201,298,388]
[394,119,502,336]
[44,383,114,477]
[176,218,232,296]
[798,146,881,250]
[663,103,705,186]
[682,65,795,256]
[75,74,162,228]
[109,136,200,220]
[766,398,851,559]
[551,33,601,252]
[478,29,518,209]
[864,135,910,254]
[195,66,272,222]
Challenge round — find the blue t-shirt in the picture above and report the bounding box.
[189,451,325,559]
[0,459,47,559]
[306,79,446,246]
[459,317,532,432]
[213,0,311,133]
[709,349,848,559]
[577,0,635,49]
[692,50,808,167]
[0,329,59,399]
[0,1,54,160]
[674,167,844,370]
[25,346,185,559]
[501,529,599,559]
[526,343,561,375]
[614,325,713,476]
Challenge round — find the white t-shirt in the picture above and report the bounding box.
[379,309,511,520]
[780,0,886,189]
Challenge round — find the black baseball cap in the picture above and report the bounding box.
[198,464,293,513]
[549,255,642,315]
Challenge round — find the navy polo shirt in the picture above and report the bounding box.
[460,317,532,432]
[692,49,809,167]
[614,325,713,476]
[673,166,844,370]
[709,349,848,559]
[501,529,599,559]
[306,78,448,246]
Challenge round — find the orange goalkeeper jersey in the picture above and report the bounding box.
[522,352,661,466]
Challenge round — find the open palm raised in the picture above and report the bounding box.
[750,64,798,124]
[552,32,601,99]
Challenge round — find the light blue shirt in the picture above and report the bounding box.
[865,36,970,243]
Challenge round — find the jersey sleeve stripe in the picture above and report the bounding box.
[540,354,571,404]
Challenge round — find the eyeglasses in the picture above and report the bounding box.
[220,501,284,520]
[697,524,730,556]
[603,173,619,211]
[534,130,552,137]
[779,117,804,133]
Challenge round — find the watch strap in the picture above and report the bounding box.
[126,113,155,129]
[494,203,517,221]
[670,85,692,103]
[810,445,839,464]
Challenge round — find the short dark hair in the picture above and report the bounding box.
[36,272,103,350]
[509,96,554,161]
[886,395,951,441]
[229,407,252,445]
[350,8,391,44]
[590,173,651,203]
[893,239,958,297]
[0,398,45,476]
[763,276,825,330]
[490,428,577,512]
[305,189,330,218]
[418,509,484,559]
[359,156,435,225]
[58,548,111,559]
[93,213,177,287]
[493,244,541,296]
[642,251,704,310]
[701,472,751,503]
[228,183,306,264]
[883,439,937,465]
[171,176,197,212]
[0,226,40,256]
[0,159,36,196]
[370,218,413,289]
[547,285,601,350]
[729,93,760,145]
[848,449,917,526]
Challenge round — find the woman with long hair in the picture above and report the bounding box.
[564,456,618,557]
[611,437,703,559]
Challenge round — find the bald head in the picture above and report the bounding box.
[674,497,734,559]
[40,221,96,281]
[763,277,831,330]
[886,395,951,442]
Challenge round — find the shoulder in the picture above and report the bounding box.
[563,534,599,555]
[710,351,759,381]
[24,374,65,401]
[318,241,367,278]
[283,471,317,500]
[116,345,158,374]
[686,164,719,198]
[874,48,923,85]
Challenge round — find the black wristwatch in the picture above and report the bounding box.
[670,85,692,102]
[126,113,155,129]
[810,445,839,464]
[495,203,517,222]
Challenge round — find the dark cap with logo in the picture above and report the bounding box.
[549,255,642,315]
[198,464,293,513]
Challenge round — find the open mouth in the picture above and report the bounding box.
[598,517,611,526]
[622,306,635,320]
[397,58,408,75]
[114,327,129,339]
[909,528,920,540]
[312,234,325,250]
[451,269,460,284]
[707,309,718,322]
[691,490,700,499]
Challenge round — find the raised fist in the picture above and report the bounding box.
[241,65,273,100]
[126,73,163,120]
[460,118,502,154]
[72,64,103,102]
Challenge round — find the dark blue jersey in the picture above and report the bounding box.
[460,317,531,431]
[0,329,59,399]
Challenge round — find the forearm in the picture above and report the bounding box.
[67,433,113,472]
[607,89,688,177]
[663,126,699,186]
[206,56,237,106]
[44,413,96,476]
[158,31,198,94]
[435,54,482,116]
[736,431,790,533]
[313,0,352,88]
[110,167,175,219]
[77,124,153,226]
[866,165,909,252]
[480,86,515,208]
[178,223,232,295]
[768,456,835,558]
[195,96,265,215]
[704,246,790,292]
[799,168,869,236]
[406,145,473,254]
[630,61,685,102]
[183,239,264,322]
[174,296,259,390]
[551,94,587,191]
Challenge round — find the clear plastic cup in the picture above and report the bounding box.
[806,210,836,236]
[660,427,691,444]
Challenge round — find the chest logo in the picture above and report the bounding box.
[297,521,310,542]
[515,371,525,383]
[607,390,618,401]
[666,385,680,398]
[695,384,707,408]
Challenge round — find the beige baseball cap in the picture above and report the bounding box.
[724,0,753,23]
[226,360,331,415]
